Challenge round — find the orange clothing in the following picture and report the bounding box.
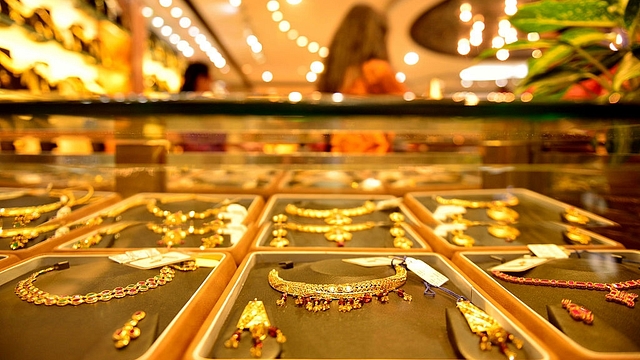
[339,59,407,95]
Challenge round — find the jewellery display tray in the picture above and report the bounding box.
[452,249,640,359]
[186,251,551,360]
[0,187,121,258]
[404,189,623,258]
[53,193,265,265]
[0,252,236,360]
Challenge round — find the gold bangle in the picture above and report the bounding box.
[285,201,377,219]
[269,264,411,312]
[14,260,197,306]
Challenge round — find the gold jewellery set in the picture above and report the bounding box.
[0,185,94,250]
[73,196,247,249]
[221,259,524,359]
[269,201,413,249]
[434,195,521,247]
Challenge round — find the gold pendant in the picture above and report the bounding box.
[451,230,475,247]
[225,299,286,358]
[562,207,590,225]
[487,225,520,242]
[486,206,519,223]
[456,300,523,359]
[563,227,591,245]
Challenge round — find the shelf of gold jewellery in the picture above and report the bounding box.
[252,194,429,251]
[403,188,624,258]
[184,251,553,360]
[0,251,237,360]
[52,193,265,265]
[451,249,640,359]
[0,185,121,258]
[165,166,284,197]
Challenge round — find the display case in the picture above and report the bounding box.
[0,95,639,359]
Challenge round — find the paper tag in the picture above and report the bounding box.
[432,205,466,221]
[490,256,550,272]
[342,257,394,267]
[109,250,192,269]
[405,257,449,286]
[220,223,247,245]
[225,204,248,216]
[528,244,569,259]
[193,256,221,268]
[434,223,466,237]
[218,211,246,224]
[375,197,403,211]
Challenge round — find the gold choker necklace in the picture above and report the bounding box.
[285,201,377,220]
[268,264,411,312]
[435,194,519,223]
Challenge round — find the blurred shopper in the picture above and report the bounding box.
[181,61,213,93]
[317,4,406,153]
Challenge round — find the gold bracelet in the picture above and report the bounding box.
[285,201,377,219]
[15,260,197,306]
[268,264,411,312]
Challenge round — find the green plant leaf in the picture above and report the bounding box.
[510,0,619,33]
[624,0,640,28]
[559,27,617,46]
[528,44,575,77]
[613,51,640,90]
[476,40,556,59]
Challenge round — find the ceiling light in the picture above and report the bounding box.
[179,17,191,28]
[246,35,258,46]
[151,17,164,28]
[306,72,317,82]
[496,49,510,60]
[310,61,323,73]
[250,42,263,53]
[318,47,329,57]
[307,41,319,53]
[296,36,308,47]
[272,11,283,21]
[395,72,406,83]
[183,47,194,58]
[142,7,153,18]
[287,29,298,40]
[170,7,182,18]
[195,34,206,44]
[161,25,172,36]
[278,20,290,32]
[188,26,199,37]
[262,71,273,82]
[527,32,540,41]
[288,92,302,102]
[159,0,172,8]
[287,0,301,4]
[229,0,242,7]
[267,0,279,11]
[331,93,343,103]
[177,40,189,51]
[404,52,419,65]
[169,34,180,44]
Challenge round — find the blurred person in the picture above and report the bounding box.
[180,61,213,93]
[316,4,406,153]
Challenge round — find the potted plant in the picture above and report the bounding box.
[482,0,640,101]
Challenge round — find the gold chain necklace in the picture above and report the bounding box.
[285,201,377,219]
[268,264,411,312]
[15,260,197,306]
[434,194,519,223]
[1,185,94,227]
[2,222,65,250]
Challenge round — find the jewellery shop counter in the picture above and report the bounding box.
[0,252,237,360]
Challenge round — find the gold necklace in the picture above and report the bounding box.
[2,222,65,250]
[1,185,94,227]
[285,201,377,220]
[270,212,413,248]
[447,213,521,242]
[435,194,519,223]
[268,264,411,312]
[147,196,240,226]
[15,260,197,306]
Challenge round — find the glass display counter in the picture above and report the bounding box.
[1,95,640,359]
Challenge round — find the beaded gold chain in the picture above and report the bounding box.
[14,260,197,306]
[285,201,377,219]
[1,222,66,250]
[491,269,640,308]
[268,264,411,312]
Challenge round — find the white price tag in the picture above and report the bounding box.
[434,223,466,237]
[226,204,248,216]
[375,197,403,211]
[342,257,394,267]
[405,257,449,286]
[527,244,569,259]
[491,256,550,272]
[218,211,246,224]
[220,223,247,245]
[432,205,466,221]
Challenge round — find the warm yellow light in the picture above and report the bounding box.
[527,32,540,41]
[287,29,298,40]
[287,0,302,4]
[318,47,329,58]
[307,41,319,53]
[229,0,242,7]
[404,52,419,65]
[272,11,283,21]
[262,71,273,82]
[296,36,308,47]
[395,72,406,83]
[267,0,280,11]
[310,60,324,73]
[288,91,302,102]
[306,71,317,82]
[496,49,510,60]
[278,20,291,32]
[170,7,182,18]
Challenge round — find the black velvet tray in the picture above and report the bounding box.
[461,250,640,354]
[0,254,218,360]
[192,252,548,359]
[61,195,257,249]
